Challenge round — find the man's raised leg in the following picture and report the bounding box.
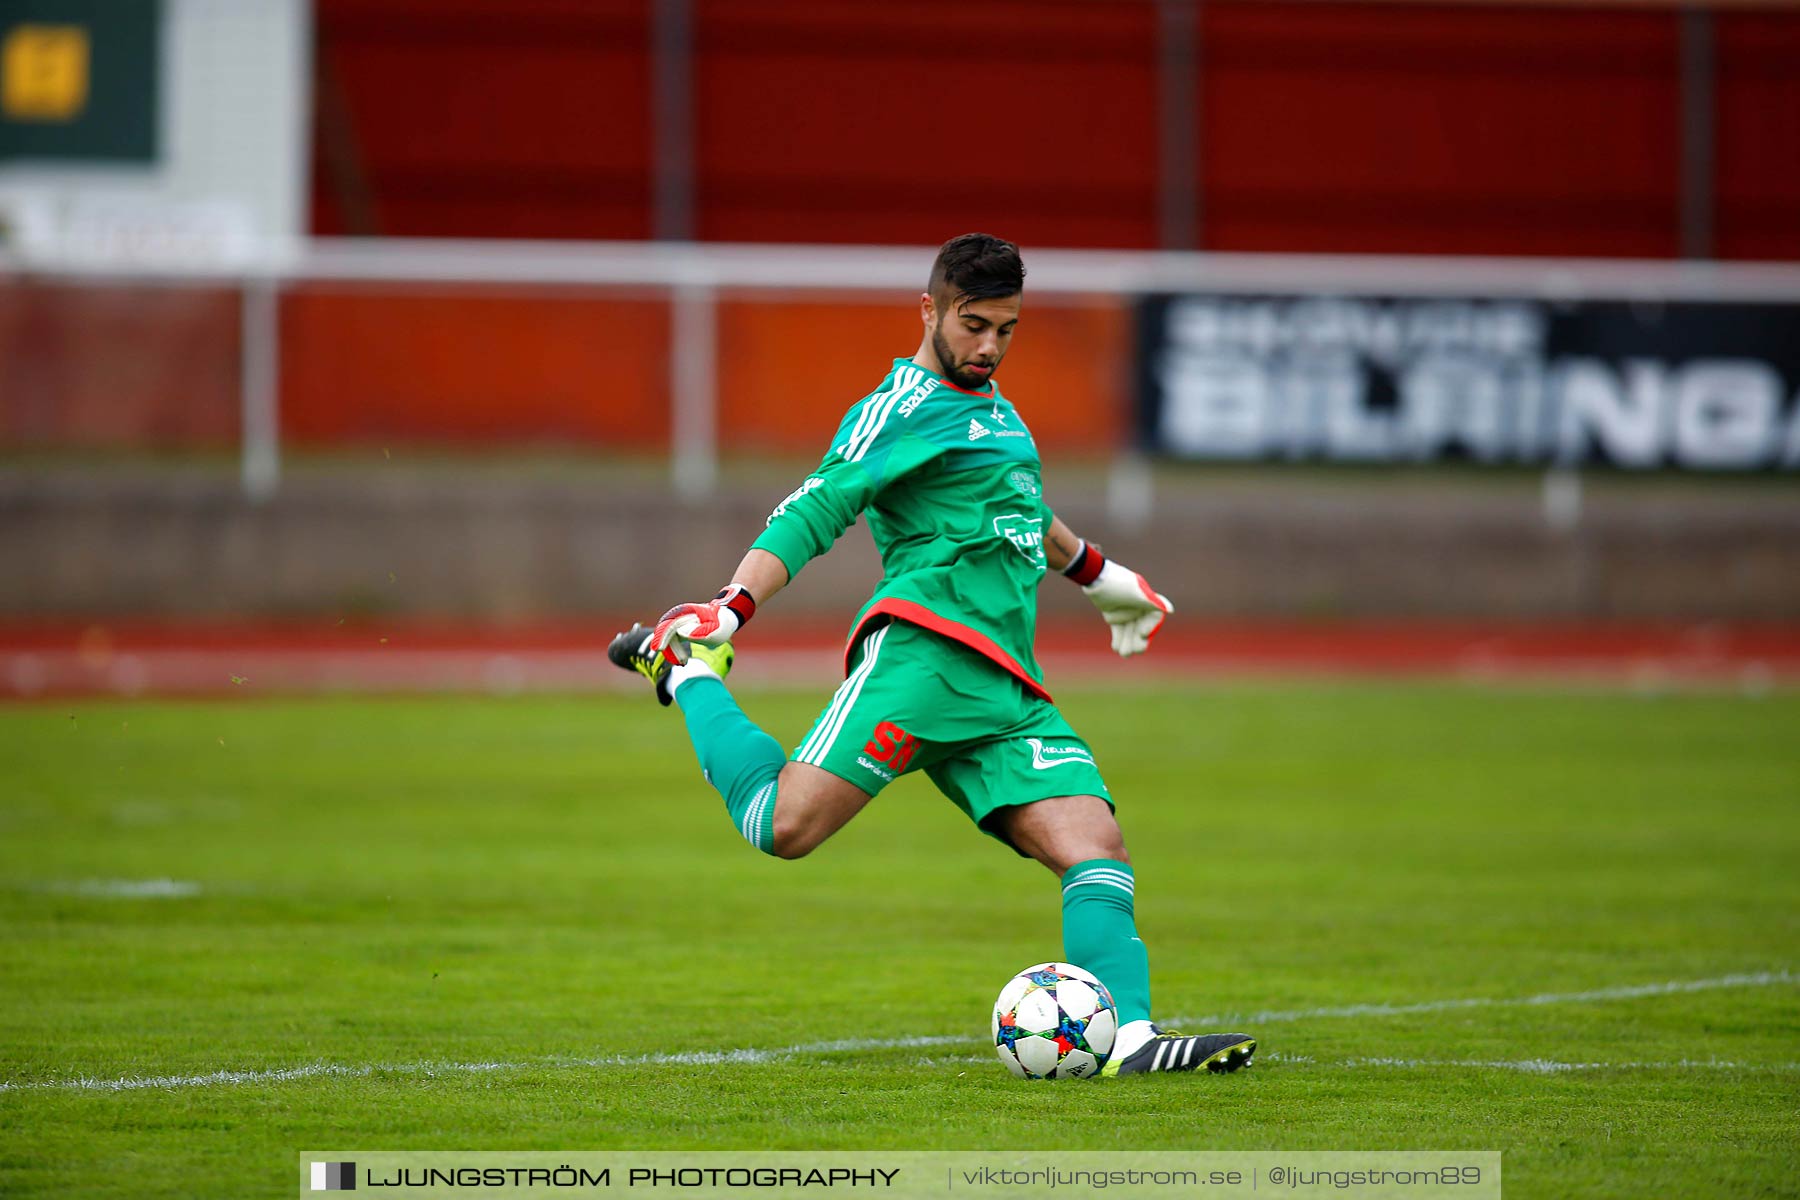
[673,668,874,859]
[667,658,785,855]
[609,622,873,859]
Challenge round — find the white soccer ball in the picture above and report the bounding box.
[992,961,1118,1079]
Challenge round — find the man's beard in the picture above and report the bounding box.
[932,326,998,390]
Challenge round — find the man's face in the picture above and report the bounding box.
[924,292,1020,390]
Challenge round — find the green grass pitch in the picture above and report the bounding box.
[2,683,1796,1197]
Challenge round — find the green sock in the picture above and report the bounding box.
[1061,858,1151,1025]
[672,675,783,855]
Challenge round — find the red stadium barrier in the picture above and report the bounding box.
[5,619,1797,699]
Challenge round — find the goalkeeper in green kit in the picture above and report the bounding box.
[610,233,1254,1077]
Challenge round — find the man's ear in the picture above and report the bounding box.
[919,292,936,327]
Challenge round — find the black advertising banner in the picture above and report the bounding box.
[1136,294,1800,471]
[0,0,158,163]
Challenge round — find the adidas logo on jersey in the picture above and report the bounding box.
[969,416,1029,442]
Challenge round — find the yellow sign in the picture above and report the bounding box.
[3,24,90,122]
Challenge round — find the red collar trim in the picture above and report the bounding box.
[904,358,995,398]
[935,377,995,397]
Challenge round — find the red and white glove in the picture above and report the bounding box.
[652,584,757,663]
[1064,541,1171,658]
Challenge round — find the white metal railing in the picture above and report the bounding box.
[7,238,1800,506]
[15,237,1800,296]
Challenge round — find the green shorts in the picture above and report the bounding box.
[790,618,1112,852]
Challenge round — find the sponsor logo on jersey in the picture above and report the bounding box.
[767,476,824,524]
[967,418,991,441]
[856,756,896,782]
[862,720,919,773]
[992,513,1047,568]
[1007,469,1041,498]
[1026,736,1096,770]
[898,381,933,418]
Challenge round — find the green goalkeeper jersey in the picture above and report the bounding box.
[752,356,1056,699]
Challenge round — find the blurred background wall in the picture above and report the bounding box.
[1,0,1797,648]
[307,1,1797,257]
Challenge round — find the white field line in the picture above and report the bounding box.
[0,1037,971,1094]
[3,971,1791,1095]
[1262,1052,1800,1074]
[1164,969,1795,1029]
[919,1052,1800,1074]
[42,879,202,899]
[1340,1057,1800,1073]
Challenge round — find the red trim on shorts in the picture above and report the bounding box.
[845,598,1053,702]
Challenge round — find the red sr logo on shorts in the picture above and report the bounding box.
[863,721,919,773]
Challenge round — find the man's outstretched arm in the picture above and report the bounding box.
[652,403,942,659]
[728,548,791,607]
[651,456,879,658]
[1044,512,1174,658]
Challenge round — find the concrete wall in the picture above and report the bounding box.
[3,465,1796,622]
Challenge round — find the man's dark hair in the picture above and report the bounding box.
[928,233,1025,310]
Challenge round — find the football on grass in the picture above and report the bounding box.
[992,961,1118,1079]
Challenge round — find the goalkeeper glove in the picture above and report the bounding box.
[652,584,757,663]
[1064,541,1171,658]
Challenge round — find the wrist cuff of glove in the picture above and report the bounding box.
[714,584,757,629]
[1063,540,1106,587]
